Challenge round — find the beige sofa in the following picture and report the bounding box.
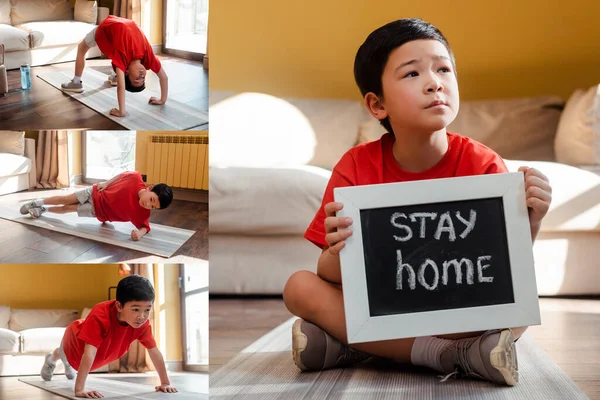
[0,131,36,195]
[209,87,600,296]
[0,0,109,70]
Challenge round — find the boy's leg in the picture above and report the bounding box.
[284,270,523,385]
[20,194,79,218]
[61,27,96,92]
[58,341,77,380]
[41,348,60,381]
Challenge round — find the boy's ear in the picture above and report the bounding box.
[115,301,123,311]
[364,92,388,121]
[146,184,154,191]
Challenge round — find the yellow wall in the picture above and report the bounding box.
[135,130,208,177]
[209,0,600,101]
[70,130,82,176]
[155,264,182,362]
[0,264,121,310]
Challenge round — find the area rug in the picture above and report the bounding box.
[0,203,195,258]
[210,318,589,399]
[19,377,207,400]
[36,69,208,130]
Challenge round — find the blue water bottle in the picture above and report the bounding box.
[20,64,31,90]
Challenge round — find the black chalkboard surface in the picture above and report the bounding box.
[360,197,514,317]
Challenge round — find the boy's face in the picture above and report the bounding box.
[127,65,147,87]
[139,187,160,209]
[374,39,459,134]
[116,300,153,328]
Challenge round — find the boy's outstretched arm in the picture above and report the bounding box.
[110,68,127,117]
[149,67,168,105]
[147,347,178,393]
[74,343,103,398]
[518,166,552,243]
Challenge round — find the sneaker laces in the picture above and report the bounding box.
[438,339,485,383]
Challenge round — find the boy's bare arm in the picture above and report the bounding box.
[97,172,123,191]
[74,343,103,398]
[110,68,127,117]
[147,347,178,393]
[131,227,148,241]
[149,67,168,105]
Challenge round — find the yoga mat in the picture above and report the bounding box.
[210,318,590,399]
[19,377,208,400]
[36,69,208,130]
[0,203,195,258]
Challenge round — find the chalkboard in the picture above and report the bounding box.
[360,197,514,317]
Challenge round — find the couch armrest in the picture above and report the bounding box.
[98,7,109,24]
[24,138,36,189]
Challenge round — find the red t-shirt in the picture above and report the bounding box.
[62,300,156,372]
[95,15,162,74]
[305,132,508,248]
[92,171,151,231]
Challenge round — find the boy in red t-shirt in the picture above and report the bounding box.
[283,19,553,386]
[19,171,173,241]
[61,15,169,118]
[40,274,177,398]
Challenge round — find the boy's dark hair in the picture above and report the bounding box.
[116,274,155,305]
[152,183,173,209]
[354,18,456,134]
[125,75,146,92]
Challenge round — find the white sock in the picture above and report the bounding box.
[73,76,81,84]
[410,336,453,372]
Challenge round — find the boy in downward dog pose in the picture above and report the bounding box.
[19,171,173,241]
[61,15,169,117]
[40,274,177,398]
[283,18,552,386]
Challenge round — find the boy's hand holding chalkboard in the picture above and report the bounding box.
[324,202,353,255]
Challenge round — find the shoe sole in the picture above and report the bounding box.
[489,329,518,386]
[61,87,84,93]
[291,319,309,371]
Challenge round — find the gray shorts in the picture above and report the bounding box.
[75,186,96,218]
[84,27,97,48]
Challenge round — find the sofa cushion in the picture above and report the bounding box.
[0,131,24,156]
[0,306,10,329]
[74,0,97,24]
[210,165,330,235]
[21,327,66,354]
[0,25,30,52]
[0,1,10,25]
[554,84,600,165]
[0,153,31,178]
[10,0,73,25]
[504,160,600,232]
[359,96,563,162]
[18,21,97,49]
[9,309,78,331]
[0,328,20,354]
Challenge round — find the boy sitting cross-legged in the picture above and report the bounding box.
[40,274,178,398]
[283,18,552,386]
[19,171,173,241]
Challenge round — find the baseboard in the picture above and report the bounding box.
[70,174,83,186]
[152,44,162,55]
[173,188,208,203]
[203,56,209,70]
[165,360,183,372]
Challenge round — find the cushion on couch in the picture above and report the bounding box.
[19,20,98,48]
[0,1,10,25]
[0,306,10,329]
[0,153,32,178]
[0,131,24,156]
[74,0,97,24]
[21,327,66,354]
[0,328,20,354]
[8,309,78,331]
[10,0,73,25]
[0,25,30,52]
[554,84,600,165]
[210,165,330,235]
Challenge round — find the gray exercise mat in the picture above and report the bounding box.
[36,69,208,130]
[19,376,207,400]
[210,318,589,399]
[0,203,195,258]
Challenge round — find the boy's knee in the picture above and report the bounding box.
[283,270,318,316]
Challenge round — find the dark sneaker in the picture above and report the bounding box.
[292,319,371,371]
[19,199,41,215]
[61,80,84,93]
[439,329,518,386]
[40,353,56,381]
[29,206,46,218]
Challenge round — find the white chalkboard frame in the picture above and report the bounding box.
[334,172,540,344]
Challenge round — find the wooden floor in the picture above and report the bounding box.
[0,55,208,131]
[210,297,600,399]
[0,189,208,263]
[0,372,208,400]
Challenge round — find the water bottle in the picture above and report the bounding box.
[20,64,31,90]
